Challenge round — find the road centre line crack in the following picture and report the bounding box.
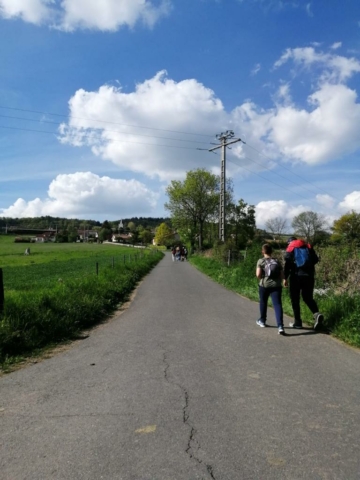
[162,352,217,480]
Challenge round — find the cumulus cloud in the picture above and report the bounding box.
[0,172,159,219]
[58,50,360,179]
[0,0,53,24]
[269,83,360,164]
[339,191,360,212]
[0,0,171,30]
[316,194,336,209]
[59,71,227,181]
[255,200,307,229]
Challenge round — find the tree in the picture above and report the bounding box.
[331,210,360,243]
[139,228,153,245]
[154,222,174,246]
[99,220,112,242]
[127,221,136,232]
[165,169,220,250]
[265,217,288,240]
[227,199,256,248]
[291,211,327,243]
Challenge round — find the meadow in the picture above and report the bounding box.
[0,236,163,367]
[0,236,149,291]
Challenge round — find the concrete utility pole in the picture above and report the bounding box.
[209,131,241,242]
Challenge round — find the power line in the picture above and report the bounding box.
[0,105,214,138]
[0,105,344,202]
[0,113,211,146]
[243,142,342,202]
[0,125,204,151]
[228,158,311,202]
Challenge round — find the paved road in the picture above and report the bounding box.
[1,254,359,480]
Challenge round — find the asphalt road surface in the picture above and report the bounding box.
[1,254,359,480]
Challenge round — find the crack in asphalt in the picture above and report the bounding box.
[163,352,217,480]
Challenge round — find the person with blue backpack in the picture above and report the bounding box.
[283,236,324,330]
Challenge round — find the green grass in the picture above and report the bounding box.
[0,236,163,366]
[0,234,142,267]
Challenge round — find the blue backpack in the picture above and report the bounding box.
[293,247,311,268]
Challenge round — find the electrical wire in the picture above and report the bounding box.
[227,157,311,201]
[243,142,342,201]
[0,104,344,202]
[0,105,214,138]
[0,125,204,151]
[0,114,211,146]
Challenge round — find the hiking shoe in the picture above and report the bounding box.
[256,319,266,328]
[278,326,285,335]
[289,322,302,329]
[314,313,324,330]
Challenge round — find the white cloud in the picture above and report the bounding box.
[251,63,261,76]
[0,0,171,30]
[58,47,360,179]
[269,83,360,165]
[59,0,171,32]
[305,3,313,18]
[339,191,360,212]
[316,194,336,209]
[0,172,159,219]
[331,42,342,50]
[274,47,360,83]
[255,200,306,229]
[0,0,53,24]
[59,71,227,181]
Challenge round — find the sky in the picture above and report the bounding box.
[1,0,360,229]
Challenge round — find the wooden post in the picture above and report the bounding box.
[228,250,231,267]
[0,268,4,313]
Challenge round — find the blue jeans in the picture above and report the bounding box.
[259,286,284,327]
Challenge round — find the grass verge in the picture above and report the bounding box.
[189,252,360,349]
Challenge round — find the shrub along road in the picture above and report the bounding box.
[1,253,359,479]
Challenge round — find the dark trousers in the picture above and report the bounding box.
[289,275,319,323]
[259,286,283,327]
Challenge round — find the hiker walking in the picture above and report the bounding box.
[256,243,285,335]
[283,237,324,330]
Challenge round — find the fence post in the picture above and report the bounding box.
[228,250,231,267]
[0,268,4,313]
[96,262,99,276]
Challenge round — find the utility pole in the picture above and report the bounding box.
[209,130,241,242]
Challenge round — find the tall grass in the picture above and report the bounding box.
[190,246,360,348]
[0,252,163,363]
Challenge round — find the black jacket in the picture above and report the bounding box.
[284,239,319,278]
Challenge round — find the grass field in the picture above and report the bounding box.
[0,235,151,291]
[0,235,163,365]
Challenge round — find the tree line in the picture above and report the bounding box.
[163,168,360,250]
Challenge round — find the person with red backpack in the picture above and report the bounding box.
[283,236,324,330]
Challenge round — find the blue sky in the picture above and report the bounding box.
[1,0,360,228]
